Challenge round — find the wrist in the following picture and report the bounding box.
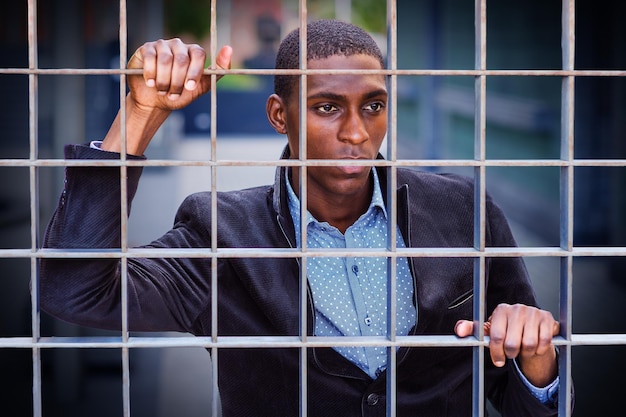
[517,346,558,388]
[101,94,171,155]
[127,94,172,122]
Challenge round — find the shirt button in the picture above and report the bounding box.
[366,393,379,406]
[352,264,359,274]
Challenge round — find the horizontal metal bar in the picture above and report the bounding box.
[0,335,486,349]
[3,246,626,259]
[2,158,626,168]
[1,67,625,77]
[2,334,625,349]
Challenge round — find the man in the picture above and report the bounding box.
[40,20,563,416]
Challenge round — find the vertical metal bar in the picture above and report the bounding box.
[298,3,309,416]
[473,5,487,252]
[27,0,42,415]
[120,262,131,417]
[472,0,487,416]
[209,2,220,416]
[558,256,573,417]
[118,1,131,416]
[210,0,219,263]
[559,1,575,416]
[386,0,399,416]
[335,0,351,22]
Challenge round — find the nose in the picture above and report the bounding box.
[338,110,369,145]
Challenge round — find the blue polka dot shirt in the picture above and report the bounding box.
[286,168,417,379]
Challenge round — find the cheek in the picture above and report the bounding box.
[287,135,301,159]
[304,123,332,152]
[304,136,325,158]
[369,119,388,142]
[285,110,302,156]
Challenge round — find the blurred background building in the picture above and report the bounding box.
[0,0,624,416]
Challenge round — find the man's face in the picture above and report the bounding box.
[282,54,388,199]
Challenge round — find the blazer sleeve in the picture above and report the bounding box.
[39,144,212,333]
[483,195,560,416]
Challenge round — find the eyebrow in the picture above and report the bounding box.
[307,89,388,102]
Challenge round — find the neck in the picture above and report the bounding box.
[289,169,373,234]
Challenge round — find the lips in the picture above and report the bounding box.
[335,157,371,175]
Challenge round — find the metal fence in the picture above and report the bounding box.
[1,0,625,416]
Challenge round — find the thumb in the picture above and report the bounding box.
[127,49,145,70]
[199,45,233,93]
[454,320,474,337]
[216,45,233,71]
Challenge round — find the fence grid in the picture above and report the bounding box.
[0,0,624,416]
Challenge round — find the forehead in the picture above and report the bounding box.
[283,54,386,104]
[307,53,384,70]
[307,55,386,96]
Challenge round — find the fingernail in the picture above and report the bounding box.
[146,79,155,88]
[494,360,505,367]
[454,321,464,335]
[168,93,180,101]
[185,80,196,90]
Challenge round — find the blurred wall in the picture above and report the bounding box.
[396,1,626,415]
[0,1,165,415]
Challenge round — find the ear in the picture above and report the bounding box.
[266,94,288,134]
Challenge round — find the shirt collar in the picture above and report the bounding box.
[286,168,387,239]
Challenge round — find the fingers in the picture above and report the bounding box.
[196,45,233,94]
[215,45,233,71]
[536,315,560,356]
[454,320,474,338]
[487,304,558,367]
[131,39,233,102]
[487,306,511,367]
[155,39,205,99]
[153,39,184,98]
[455,304,559,369]
[454,319,492,338]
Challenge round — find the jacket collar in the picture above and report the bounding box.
[273,145,410,246]
[273,146,296,247]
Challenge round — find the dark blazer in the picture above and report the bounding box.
[40,144,558,416]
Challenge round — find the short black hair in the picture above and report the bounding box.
[274,19,385,100]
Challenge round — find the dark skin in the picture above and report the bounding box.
[101,38,559,389]
[100,38,233,155]
[266,54,388,233]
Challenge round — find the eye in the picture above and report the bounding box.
[316,103,338,114]
[365,102,385,112]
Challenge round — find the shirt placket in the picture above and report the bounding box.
[345,225,388,376]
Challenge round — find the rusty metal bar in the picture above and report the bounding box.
[558,1,575,416]
[208,2,221,417]
[3,67,626,77]
[472,0,488,415]
[116,2,132,416]
[27,0,42,415]
[3,245,626,260]
[386,2,399,415]
[298,2,309,416]
[4,333,626,350]
[3,157,626,168]
[5,157,626,169]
